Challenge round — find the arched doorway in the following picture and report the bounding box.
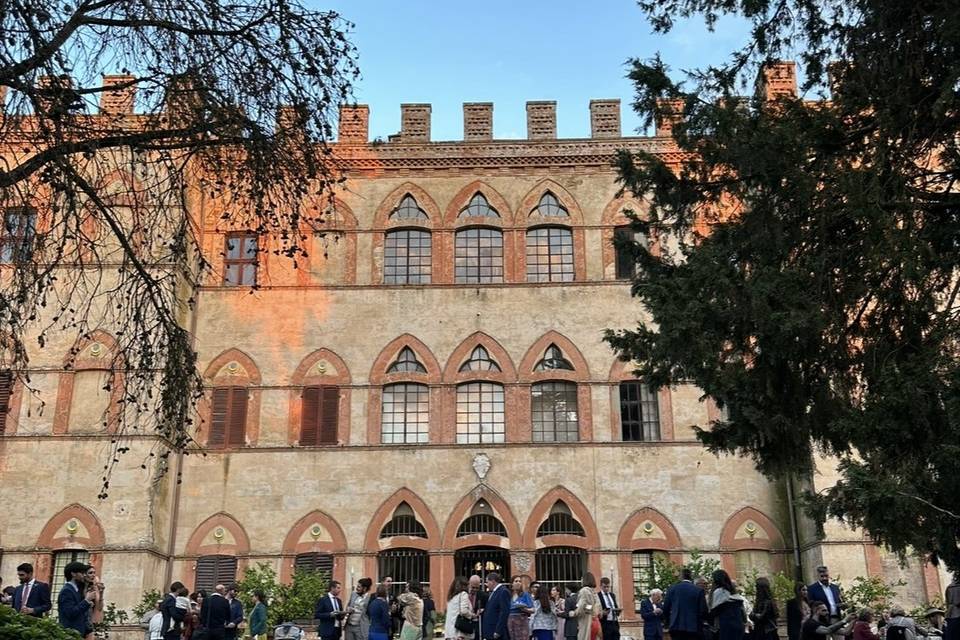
[455,546,510,582]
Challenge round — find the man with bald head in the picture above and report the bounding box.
[469,575,488,638]
[200,583,232,639]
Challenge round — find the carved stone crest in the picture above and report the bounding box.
[472,453,491,481]
[513,552,533,573]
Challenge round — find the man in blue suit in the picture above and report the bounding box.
[13,563,52,617]
[316,580,348,640]
[58,560,96,636]
[807,566,845,623]
[225,584,244,639]
[481,572,510,640]
[661,568,708,640]
[639,588,664,640]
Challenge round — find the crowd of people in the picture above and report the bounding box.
[3,562,959,640]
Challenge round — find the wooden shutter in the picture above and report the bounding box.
[225,387,248,446]
[196,555,238,592]
[295,552,334,576]
[209,387,230,447]
[320,386,339,444]
[0,370,11,435]
[301,386,339,446]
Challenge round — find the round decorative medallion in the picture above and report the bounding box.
[89,343,104,357]
[745,521,757,537]
[66,518,79,534]
[310,524,323,539]
[213,526,226,540]
[226,361,240,373]
[316,361,327,374]
[642,521,655,535]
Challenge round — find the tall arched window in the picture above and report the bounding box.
[50,549,90,615]
[456,194,503,283]
[385,195,431,284]
[526,227,574,282]
[455,346,505,444]
[531,345,578,442]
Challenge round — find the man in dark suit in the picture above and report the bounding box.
[639,588,665,640]
[57,560,96,636]
[661,568,708,640]
[200,584,233,640]
[598,577,621,640]
[316,579,348,640]
[807,566,845,624]
[469,574,489,639]
[481,572,510,640]
[160,581,187,640]
[225,584,244,639]
[13,563,52,618]
[563,584,581,640]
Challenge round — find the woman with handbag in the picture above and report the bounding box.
[572,573,600,640]
[446,577,475,640]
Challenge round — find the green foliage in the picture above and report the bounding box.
[771,573,796,607]
[0,604,82,640]
[91,601,129,638]
[610,0,960,572]
[841,576,905,612]
[132,588,165,618]
[636,551,722,599]
[235,562,329,628]
[907,596,945,621]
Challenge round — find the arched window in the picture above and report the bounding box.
[384,229,432,284]
[631,550,666,606]
[388,348,427,374]
[295,552,334,577]
[456,382,505,444]
[195,554,238,592]
[619,382,661,441]
[381,383,429,444]
[209,386,249,448]
[379,502,428,538]
[50,549,90,614]
[459,193,500,218]
[534,345,573,371]
[526,227,574,282]
[532,192,568,218]
[531,381,579,442]
[455,227,504,283]
[537,501,586,536]
[459,346,501,372]
[390,195,429,221]
[457,502,508,537]
[378,548,429,597]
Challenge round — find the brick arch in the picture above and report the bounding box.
[600,195,660,281]
[372,182,442,230]
[517,179,585,227]
[443,332,518,383]
[718,506,786,577]
[441,485,523,550]
[371,183,448,283]
[363,488,441,554]
[443,180,515,227]
[35,504,106,580]
[367,334,443,444]
[522,486,600,549]
[184,512,251,557]
[199,348,262,447]
[607,358,675,441]
[304,196,359,286]
[518,331,594,441]
[616,507,684,621]
[288,348,352,445]
[280,509,348,583]
[53,330,124,434]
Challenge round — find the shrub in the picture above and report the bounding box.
[0,604,82,640]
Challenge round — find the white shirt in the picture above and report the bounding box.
[149,612,164,640]
[821,583,837,616]
[600,591,616,621]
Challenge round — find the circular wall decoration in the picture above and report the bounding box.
[213,526,226,540]
[226,361,240,373]
[745,522,758,537]
[310,524,323,539]
[89,343,104,357]
[642,521,655,535]
[66,519,79,534]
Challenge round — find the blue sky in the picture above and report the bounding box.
[318,1,754,141]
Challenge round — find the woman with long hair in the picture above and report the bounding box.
[249,590,268,640]
[369,585,393,640]
[445,577,475,640]
[786,582,811,640]
[550,585,566,639]
[749,578,779,640]
[509,577,535,640]
[531,583,559,640]
[398,581,426,640]
[709,569,746,640]
[573,573,600,640]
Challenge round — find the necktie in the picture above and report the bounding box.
[22,583,32,609]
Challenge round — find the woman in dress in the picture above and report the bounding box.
[710,569,746,640]
[509,577,535,640]
[445,577,475,640]
[573,573,600,640]
[369,586,393,640]
[423,588,438,639]
[551,586,566,639]
[786,582,811,640]
[749,578,779,640]
[531,583,559,640]
[398,581,426,640]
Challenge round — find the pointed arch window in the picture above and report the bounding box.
[381,383,429,444]
[459,193,500,218]
[457,502,508,537]
[459,346,501,372]
[380,502,428,538]
[526,227,573,282]
[534,345,574,371]
[537,502,586,536]
[388,347,427,374]
[390,195,428,221]
[531,192,568,218]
